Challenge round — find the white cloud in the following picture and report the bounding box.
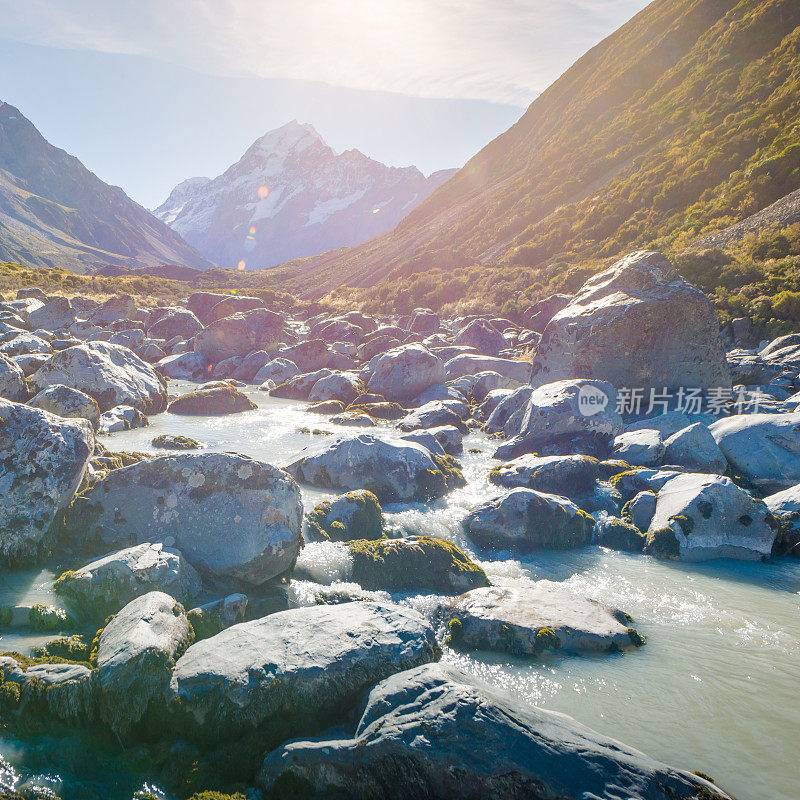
[0,0,650,105]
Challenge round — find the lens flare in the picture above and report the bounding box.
[237,260,246,271]
[257,185,269,198]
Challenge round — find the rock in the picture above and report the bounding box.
[646,473,777,560]
[148,307,203,340]
[30,342,168,414]
[764,484,800,556]
[54,542,201,618]
[367,344,445,403]
[489,454,599,495]
[21,662,95,723]
[594,516,646,552]
[484,385,533,434]
[252,357,300,386]
[233,350,274,384]
[0,333,52,357]
[443,583,643,655]
[531,251,731,391]
[96,591,192,734]
[463,488,594,551]
[168,601,440,740]
[626,410,716,437]
[307,490,383,541]
[156,351,210,381]
[278,339,331,372]
[308,400,346,414]
[286,434,465,502]
[11,352,49,376]
[271,368,334,399]
[444,354,531,384]
[108,328,145,350]
[346,536,489,593]
[308,371,362,404]
[398,400,467,433]
[62,452,302,585]
[331,412,376,427]
[167,386,257,415]
[187,593,248,640]
[497,379,623,458]
[0,353,26,400]
[523,293,571,331]
[663,423,727,474]
[427,424,463,455]
[27,297,76,330]
[626,490,657,531]
[399,430,447,456]
[412,383,468,406]
[257,662,730,800]
[453,319,506,356]
[195,308,285,363]
[0,400,93,566]
[186,291,231,324]
[17,287,48,301]
[709,413,800,492]
[210,355,242,379]
[151,434,201,450]
[611,429,665,467]
[28,384,101,431]
[87,295,136,326]
[98,404,148,434]
[409,310,440,334]
[207,294,266,322]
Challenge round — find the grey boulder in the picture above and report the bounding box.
[28,384,101,431]
[63,452,303,585]
[168,601,440,740]
[0,400,94,566]
[531,251,731,392]
[367,344,445,403]
[257,662,730,800]
[0,352,26,400]
[611,429,665,467]
[194,308,285,363]
[663,422,727,474]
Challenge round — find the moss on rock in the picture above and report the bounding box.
[307,490,383,542]
[346,536,490,593]
[645,525,681,559]
[152,434,202,450]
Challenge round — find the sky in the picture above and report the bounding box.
[0,0,650,208]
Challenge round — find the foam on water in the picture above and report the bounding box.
[293,541,353,584]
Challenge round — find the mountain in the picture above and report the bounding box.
[264,0,800,303]
[154,121,456,268]
[0,102,213,274]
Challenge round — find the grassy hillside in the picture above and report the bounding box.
[262,0,800,332]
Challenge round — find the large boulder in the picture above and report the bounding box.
[157,351,210,381]
[147,307,203,340]
[646,473,777,561]
[54,542,201,618]
[167,386,257,415]
[167,601,440,740]
[257,663,731,800]
[186,291,231,324]
[497,379,623,458]
[0,400,94,566]
[194,308,284,363]
[531,251,731,391]
[345,536,490,593]
[611,429,665,467]
[62,452,302,585]
[207,295,266,322]
[764,483,800,555]
[28,384,101,431]
[444,354,531,384]
[453,319,506,356]
[367,344,445,403]
[663,422,727,474]
[278,339,331,372]
[307,490,384,541]
[463,488,594,551]
[253,357,300,387]
[286,434,465,503]
[27,297,76,331]
[443,584,643,655]
[709,413,800,492]
[96,591,192,734]
[87,295,136,326]
[0,352,26,400]
[30,342,168,413]
[489,454,599,495]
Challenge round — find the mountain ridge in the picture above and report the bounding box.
[155,120,456,269]
[0,101,213,273]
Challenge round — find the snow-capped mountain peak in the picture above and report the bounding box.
[154,121,455,269]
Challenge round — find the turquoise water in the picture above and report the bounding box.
[2,385,798,799]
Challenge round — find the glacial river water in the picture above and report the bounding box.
[2,385,798,800]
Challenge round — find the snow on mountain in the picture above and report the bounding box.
[154,120,456,269]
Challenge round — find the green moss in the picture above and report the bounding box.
[671,514,695,536]
[89,614,115,667]
[29,604,69,632]
[444,618,463,646]
[534,627,561,653]
[152,434,201,450]
[32,635,90,662]
[0,607,11,630]
[0,680,21,712]
[627,627,646,647]
[52,569,77,593]
[598,518,646,552]
[347,536,489,593]
[308,490,383,542]
[186,793,247,800]
[645,526,681,559]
